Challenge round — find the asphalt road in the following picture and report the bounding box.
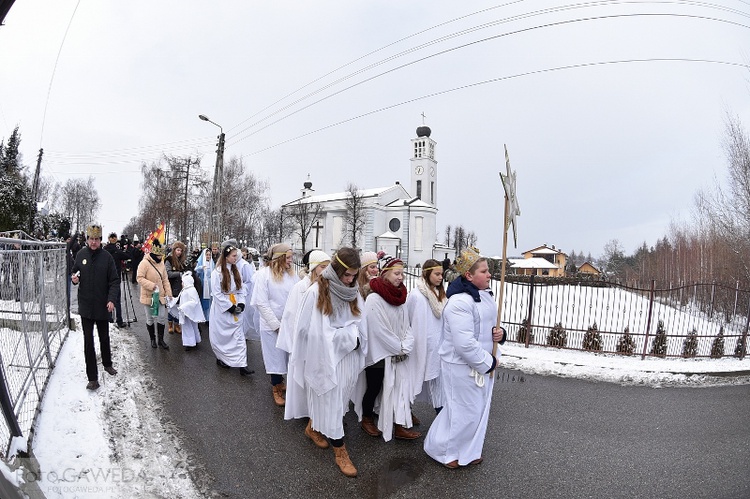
[122,283,750,499]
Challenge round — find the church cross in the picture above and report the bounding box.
[421,112,427,124]
[312,220,324,247]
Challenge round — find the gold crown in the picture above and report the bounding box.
[86,225,102,239]
[150,241,165,256]
[455,246,482,274]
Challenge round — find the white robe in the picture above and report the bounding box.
[360,293,418,442]
[208,265,247,367]
[423,289,497,466]
[237,256,259,341]
[276,275,311,354]
[406,287,444,408]
[250,267,299,374]
[177,279,205,348]
[285,282,365,439]
[195,250,215,320]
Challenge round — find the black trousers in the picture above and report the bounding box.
[362,365,385,418]
[81,317,112,381]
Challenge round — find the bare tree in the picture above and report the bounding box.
[220,156,270,247]
[344,182,367,248]
[287,200,322,255]
[60,177,100,235]
[444,224,452,246]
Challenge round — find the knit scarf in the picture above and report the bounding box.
[369,276,407,306]
[416,277,445,319]
[322,264,358,303]
[446,276,481,303]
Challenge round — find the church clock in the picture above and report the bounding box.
[415,166,424,175]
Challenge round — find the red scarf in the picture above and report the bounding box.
[369,277,407,306]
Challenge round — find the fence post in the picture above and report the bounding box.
[641,279,656,360]
[0,359,22,439]
[742,293,750,361]
[525,274,535,348]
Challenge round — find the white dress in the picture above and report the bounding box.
[406,287,444,408]
[176,273,205,348]
[276,275,311,354]
[361,293,419,442]
[237,256,258,341]
[423,289,497,466]
[250,267,299,375]
[285,282,366,439]
[208,265,247,367]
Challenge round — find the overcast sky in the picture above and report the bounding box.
[1,1,748,257]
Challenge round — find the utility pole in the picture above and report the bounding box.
[30,148,43,231]
[199,114,225,245]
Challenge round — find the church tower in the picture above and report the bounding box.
[410,123,437,207]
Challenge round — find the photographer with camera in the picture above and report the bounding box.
[104,232,129,328]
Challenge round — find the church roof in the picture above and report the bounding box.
[384,197,435,209]
[376,230,400,240]
[282,183,409,207]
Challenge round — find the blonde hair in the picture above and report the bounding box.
[270,251,294,281]
[421,259,446,301]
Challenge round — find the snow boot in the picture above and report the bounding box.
[147,323,157,348]
[157,323,170,350]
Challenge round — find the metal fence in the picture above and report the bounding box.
[0,233,69,458]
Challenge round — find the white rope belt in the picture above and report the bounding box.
[469,368,485,387]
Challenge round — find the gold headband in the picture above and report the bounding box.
[362,259,378,266]
[423,265,442,271]
[335,254,350,269]
[273,250,291,258]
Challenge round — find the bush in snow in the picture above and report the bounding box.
[582,322,603,351]
[710,326,724,359]
[682,328,698,358]
[516,319,534,344]
[735,329,747,358]
[650,320,668,358]
[546,322,567,348]
[616,326,635,355]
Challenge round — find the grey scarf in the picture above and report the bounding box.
[322,264,358,303]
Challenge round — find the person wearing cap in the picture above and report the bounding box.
[406,259,447,415]
[136,239,173,350]
[356,251,379,299]
[359,254,421,441]
[250,242,300,406]
[71,224,120,390]
[209,244,253,376]
[285,247,365,477]
[423,246,506,469]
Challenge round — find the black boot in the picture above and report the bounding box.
[147,323,157,348]
[157,323,169,350]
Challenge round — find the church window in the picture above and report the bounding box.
[332,216,343,246]
[430,182,434,204]
[416,180,422,199]
[389,218,401,232]
[415,217,423,251]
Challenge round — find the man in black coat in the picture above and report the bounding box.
[103,232,129,328]
[71,225,120,390]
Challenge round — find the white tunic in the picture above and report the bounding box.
[176,276,205,348]
[361,293,418,441]
[250,266,299,374]
[406,287,444,408]
[208,265,247,367]
[276,275,311,354]
[285,282,365,439]
[423,289,497,466]
[237,256,258,341]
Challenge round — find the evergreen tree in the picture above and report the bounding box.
[682,328,699,358]
[582,321,603,351]
[650,319,668,358]
[546,322,567,348]
[616,326,635,355]
[734,329,747,358]
[0,126,23,175]
[710,326,725,359]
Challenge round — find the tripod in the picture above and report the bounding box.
[120,269,138,326]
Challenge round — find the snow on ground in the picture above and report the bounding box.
[2,315,749,497]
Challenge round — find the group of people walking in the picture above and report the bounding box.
[71,225,506,477]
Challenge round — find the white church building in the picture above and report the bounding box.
[281,124,454,266]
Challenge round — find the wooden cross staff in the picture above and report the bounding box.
[494,144,520,362]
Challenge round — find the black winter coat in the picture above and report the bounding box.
[72,246,120,321]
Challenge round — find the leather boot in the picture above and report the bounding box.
[332,444,357,477]
[157,323,170,350]
[147,324,157,348]
[394,424,421,440]
[174,323,182,334]
[279,381,286,394]
[360,416,381,437]
[305,420,329,449]
[168,321,174,334]
[272,384,285,407]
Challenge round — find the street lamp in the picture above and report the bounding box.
[199,114,225,246]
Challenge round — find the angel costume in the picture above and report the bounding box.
[195,249,215,320]
[285,265,366,439]
[208,263,247,367]
[423,278,503,466]
[250,266,299,375]
[405,277,445,409]
[175,272,205,348]
[360,280,422,442]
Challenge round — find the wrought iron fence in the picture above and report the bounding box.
[0,233,69,458]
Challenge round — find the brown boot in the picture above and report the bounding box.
[174,323,182,334]
[332,444,357,477]
[279,381,286,394]
[360,416,381,437]
[394,424,421,440]
[305,420,329,449]
[168,321,174,334]
[272,384,285,407]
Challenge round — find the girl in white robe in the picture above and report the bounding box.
[175,271,205,350]
[423,248,506,469]
[405,259,446,413]
[285,247,365,478]
[250,242,299,406]
[360,255,422,442]
[209,245,253,376]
